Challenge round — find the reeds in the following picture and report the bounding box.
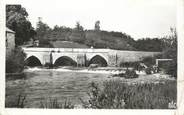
[81,80,176,109]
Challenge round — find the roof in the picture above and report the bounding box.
[6,27,15,33]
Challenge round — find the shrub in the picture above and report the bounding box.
[81,80,176,109]
[145,67,152,74]
[6,48,26,73]
[124,69,138,79]
[118,73,125,77]
[162,61,177,78]
[80,81,126,109]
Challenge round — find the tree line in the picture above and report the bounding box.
[35,19,165,52]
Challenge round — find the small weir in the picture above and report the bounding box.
[24,66,127,74]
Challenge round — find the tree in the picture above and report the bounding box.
[162,28,177,59]
[75,21,84,31]
[67,21,85,43]
[161,28,177,77]
[36,17,51,40]
[53,25,60,31]
[35,17,53,47]
[94,20,100,31]
[6,5,36,45]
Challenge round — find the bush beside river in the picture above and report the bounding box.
[80,80,176,109]
[6,47,25,74]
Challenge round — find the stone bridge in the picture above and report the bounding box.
[22,47,161,67]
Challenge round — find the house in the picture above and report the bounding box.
[6,27,15,57]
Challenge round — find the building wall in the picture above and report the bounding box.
[6,32,15,58]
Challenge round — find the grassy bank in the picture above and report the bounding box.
[81,80,177,109]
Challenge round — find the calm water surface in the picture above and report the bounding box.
[6,68,111,108]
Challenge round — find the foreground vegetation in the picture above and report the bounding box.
[5,94,74,109]
[80,80,176,109]
[39,98,74,109]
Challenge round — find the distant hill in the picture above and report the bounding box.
[37,26,162,51]
[84,30,135,50]
[40,28,136,50]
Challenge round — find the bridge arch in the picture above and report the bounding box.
[88,55,108,67]
[54,56,77,67]
[25,56,42,67]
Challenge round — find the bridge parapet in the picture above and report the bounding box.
[22,47,111,53]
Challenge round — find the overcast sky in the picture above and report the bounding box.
[7,0,176,39]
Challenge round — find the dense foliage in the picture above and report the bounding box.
[141,28,177,77]
[36,17,52,40]
[161,28,177,77]
[81,80,176,109]
[35,20,136,50]
[6,5,36,45]
[133,38,163,52]
[6,48,26,73]
[142,55,162,67]
[124,69,138,79]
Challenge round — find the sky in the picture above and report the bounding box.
[7,0,176,39]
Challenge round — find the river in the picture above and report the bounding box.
[5,68,112,108]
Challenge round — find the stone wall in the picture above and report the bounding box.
[115,50,161,66]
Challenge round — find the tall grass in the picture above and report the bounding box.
[5,93,27,108]
[6,94,74,109]
[81,80,176,109]
[40,98,74,109]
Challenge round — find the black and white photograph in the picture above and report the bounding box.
[1,0,182,112]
